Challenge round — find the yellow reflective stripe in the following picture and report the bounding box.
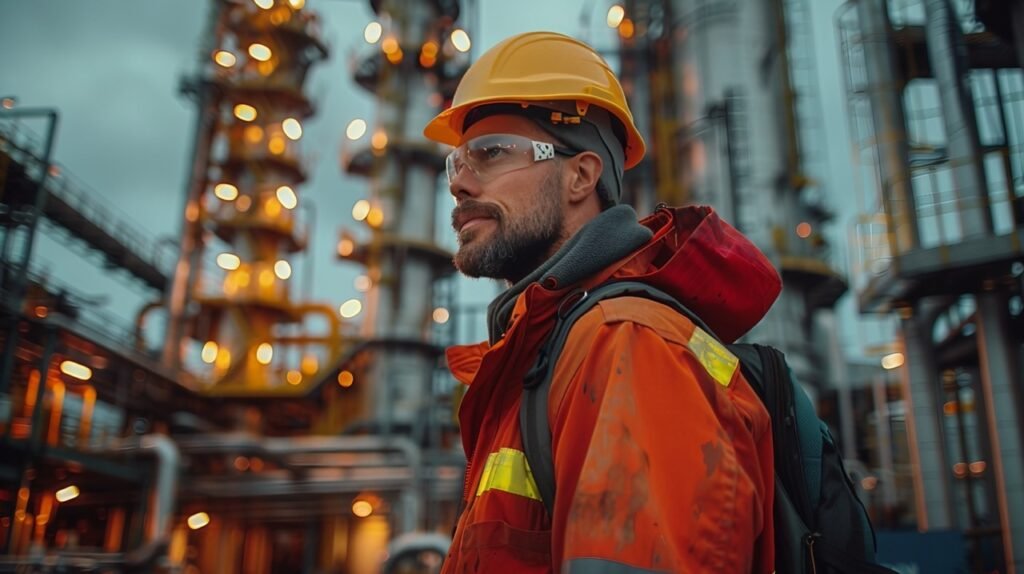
[476,447,541,501]
[687,326,739,387]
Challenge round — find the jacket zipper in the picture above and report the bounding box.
[462,457,474,501]
[451,457,473,538]
[806,533,819,574]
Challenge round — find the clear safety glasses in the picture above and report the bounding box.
[445,134,576,185]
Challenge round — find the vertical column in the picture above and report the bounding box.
[1013,1,1024,84]
[359,0,451,431]
[976,290,1024,573]
[163,1,223,369]
[899,301,954,529]
[872,374,899,510]
[855,0,920,254]
[922,0,993,238]
[821,309,858,458]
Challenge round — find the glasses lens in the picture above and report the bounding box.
[446,134,536,184]
[446,150,460,184]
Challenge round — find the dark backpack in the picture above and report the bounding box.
[520,280,897,574]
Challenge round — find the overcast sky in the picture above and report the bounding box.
[0,0,883,358]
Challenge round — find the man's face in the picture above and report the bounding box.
[449,114,567,282]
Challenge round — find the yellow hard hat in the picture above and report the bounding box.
[424,31,646,169]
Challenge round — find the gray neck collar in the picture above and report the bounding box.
[485,204,652,343]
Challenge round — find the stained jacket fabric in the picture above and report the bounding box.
[443,205,782,574]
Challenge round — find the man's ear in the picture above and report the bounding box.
[564,151,603,204]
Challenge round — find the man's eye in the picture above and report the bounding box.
[482,145,509,160]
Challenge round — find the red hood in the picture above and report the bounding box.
[609,205,781,343]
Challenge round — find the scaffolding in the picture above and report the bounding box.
[839,0,1024,569]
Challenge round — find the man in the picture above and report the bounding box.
[424,31,780,573]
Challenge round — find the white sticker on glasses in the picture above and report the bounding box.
[533,141,555,161]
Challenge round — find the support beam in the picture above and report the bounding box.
[976,290,1024,573]
[899,301,954,529]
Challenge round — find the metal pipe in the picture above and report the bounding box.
[12,435,184,567]
[871,373,898,511]
[134,300,164,350]
[27,324,57,451]
[991,70,1022,228]
[820,310,858,459]
[301,202,316,303]
[923,0,993,238]
[853,0,921,253]
[0,108,59,399]
[175,433,425,532]
[976,290,1024,573]
[361,0,447,437]
[107,434,181,566]
[1013,1,1024,88]
[162,0,223,370]
[899,299,955,529]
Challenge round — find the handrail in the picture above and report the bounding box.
[0,120,176,284]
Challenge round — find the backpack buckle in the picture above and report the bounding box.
[557,288,588,320]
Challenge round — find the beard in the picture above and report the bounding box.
[451,172,565,283]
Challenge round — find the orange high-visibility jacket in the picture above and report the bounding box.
[444,206,782,573]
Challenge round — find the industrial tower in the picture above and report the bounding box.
[336,0,464,440]
[840,0,1023,570]
[161,0,344,398]
[615,0,847,392]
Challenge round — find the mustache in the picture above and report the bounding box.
[451,200,502,231]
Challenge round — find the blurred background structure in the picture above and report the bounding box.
[0,0,1022,572]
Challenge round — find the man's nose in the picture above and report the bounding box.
[448,165,482,203]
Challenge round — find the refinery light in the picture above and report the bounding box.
[354,275,371,292]
[248,43,273,62]
[352,200,371,222]
[188,512,211,530]
[338,370,354,387]
[433,307,450,324]
[201,341,219,364]
[796,222,813,239]
[451,29,471,53]
[256,343,274,365]
[351,499,373,518]
[252,0,273,9]
[217,253,241,271]
[214,51,236,68]
[274,260,292,280]
[346,119,367,140]
[364,22,383,44]
[338,238,355,257]
[381,36,400,56]
[60,361,92,381]
[276,186,297,209]
[881,352,905,370]
[268,135,287,155]
[233,104,257,122]
[282,118,302,140]
[607,5,626,28]
[339,299,362,319]
[366,207,384,228]
[214,183,239,201]
[56,485,80,503]
[301,355,319,374]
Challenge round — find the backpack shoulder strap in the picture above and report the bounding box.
[520,280,711,516]
[738,344,824,521]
